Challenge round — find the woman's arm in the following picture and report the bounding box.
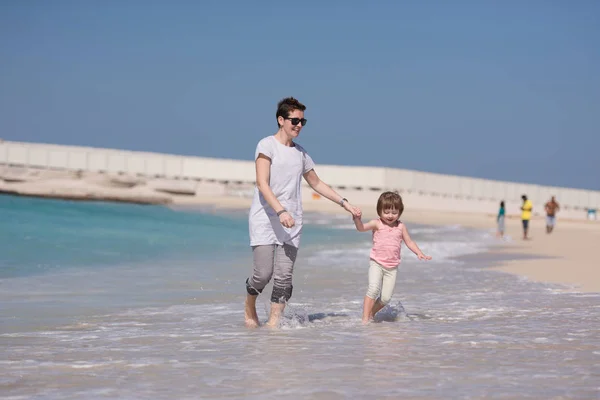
[303,169,360,217]
[256,154,295,228]
[402,225,432,260]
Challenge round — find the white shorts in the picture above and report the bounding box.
[366,260,398,305]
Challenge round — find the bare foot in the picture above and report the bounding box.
[245,317,259,328]
[265,313,282,329]
[265,302,285,329]
[264,320,279,329]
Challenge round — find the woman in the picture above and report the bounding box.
[245,97,361,328]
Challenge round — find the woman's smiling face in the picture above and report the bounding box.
[279,109,305,139]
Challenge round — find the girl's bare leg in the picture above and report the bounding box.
[362,296,377,324]
[371,300,385,319]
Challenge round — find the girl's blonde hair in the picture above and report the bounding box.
[376,191,404,217]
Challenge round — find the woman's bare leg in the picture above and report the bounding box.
[244,294,260,328]
[265,302,285,328]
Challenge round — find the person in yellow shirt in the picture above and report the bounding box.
[521,194,533,240]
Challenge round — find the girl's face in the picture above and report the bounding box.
[380,208,400,225]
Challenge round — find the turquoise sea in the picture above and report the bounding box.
[0,195,363,331]
[1,195,598,399]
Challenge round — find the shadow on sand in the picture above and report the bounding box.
[373,302,432,323]
[307,312,351,322]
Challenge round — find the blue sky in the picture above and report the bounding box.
[1,1,599,190]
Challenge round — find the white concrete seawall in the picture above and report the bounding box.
[0,140,598,220]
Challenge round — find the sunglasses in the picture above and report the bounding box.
[284,117,307,126]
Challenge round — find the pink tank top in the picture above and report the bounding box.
[370,219,403,268]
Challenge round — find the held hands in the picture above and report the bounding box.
[343,201,361,219]
[279,211,295,228]
[278,200,360,228]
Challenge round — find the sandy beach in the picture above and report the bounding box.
[2,165,599,293]
[301,200,600,293]
[181,193,600,293]
[158,188,600,294]
[400,209,600,293]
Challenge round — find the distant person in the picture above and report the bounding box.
[544,196,560,234]
[497,201,505,238]
[352,191,431,324]
[520,194,533,240]
[245,96,361,328]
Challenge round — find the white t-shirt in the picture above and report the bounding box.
[249,136,315,248]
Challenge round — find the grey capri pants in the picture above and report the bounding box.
[246,244,298,304]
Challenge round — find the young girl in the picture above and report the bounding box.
[353,191,431,324]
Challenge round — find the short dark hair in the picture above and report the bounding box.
[521,194,527,201]
[376,191,404,217]
[276,97,306,127]
[500,201,505,207]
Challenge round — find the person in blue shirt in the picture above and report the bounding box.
[497,201,506,238]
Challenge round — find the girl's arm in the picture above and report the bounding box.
[303,169,360,217]
[353,217,378,232]
[402,225,432,260]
